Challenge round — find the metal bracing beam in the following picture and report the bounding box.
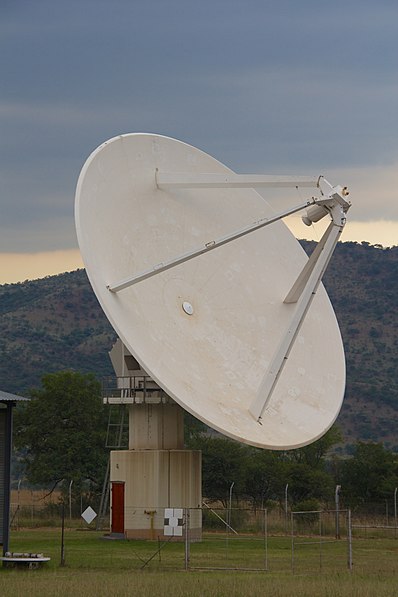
[284,223,335,304]
[156,172,320,190]
[107,198,316,293]
[249,209,345,423]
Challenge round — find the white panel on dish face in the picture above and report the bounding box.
[75,133,346,450]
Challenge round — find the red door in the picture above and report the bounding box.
[111,482,125,534]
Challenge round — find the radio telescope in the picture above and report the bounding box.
[75,133,350,538]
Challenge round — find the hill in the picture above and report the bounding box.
[0,269,116,391]
[0,241,397,450]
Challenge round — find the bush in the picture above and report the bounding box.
[292,499,321,530]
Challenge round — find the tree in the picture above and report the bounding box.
[243,449,289,508]
[15,370,107,501]
[285,464,334,503]
[271,426,342,505]
[188,436,248,505]
[187,427,343,508]
[285,426,342,469]
[338,442,398,505]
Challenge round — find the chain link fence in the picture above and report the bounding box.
[10,489,398,573]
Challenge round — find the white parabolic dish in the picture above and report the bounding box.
[75,133,346,450]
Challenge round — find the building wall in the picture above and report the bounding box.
[110,449,202,540]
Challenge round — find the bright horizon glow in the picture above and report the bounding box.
[0,220,396,286]
[0,249,84,285]
[285,217,398,249]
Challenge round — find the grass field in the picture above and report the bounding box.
[1,528,397,597]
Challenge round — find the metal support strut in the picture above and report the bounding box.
[249,191,350,422]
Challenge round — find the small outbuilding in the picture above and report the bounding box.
[0,389,29,556]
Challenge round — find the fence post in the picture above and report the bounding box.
[184,508,190,571]
[264,508,268,571]
[17,479,22,531]
[291,511,295,573]
[335,485,341,539]
[60,503,66,567]
[69,480,73,521]
[347,509,353,571]
[285,483,289,534]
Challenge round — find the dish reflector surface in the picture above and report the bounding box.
[75,133,345,449]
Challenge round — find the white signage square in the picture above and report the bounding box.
[81,506,97,525]
[164,508,184,536]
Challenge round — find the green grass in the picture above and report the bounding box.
[0,529,397,596]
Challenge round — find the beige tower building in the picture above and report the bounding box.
[104,340,202,540]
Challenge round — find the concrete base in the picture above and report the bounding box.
[110,449,202,540]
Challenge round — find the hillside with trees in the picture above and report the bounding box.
[1,240,397,450]
[301,240,398,452]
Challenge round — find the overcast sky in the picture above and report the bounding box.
[1,0,397,283]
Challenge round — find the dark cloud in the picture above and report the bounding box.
[1,0,397,252]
